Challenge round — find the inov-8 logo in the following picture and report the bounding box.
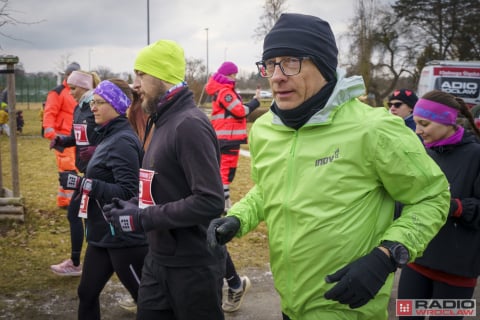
[396,299,476,317]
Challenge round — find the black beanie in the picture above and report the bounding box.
[262,13,338,81]
[388,89,419,109]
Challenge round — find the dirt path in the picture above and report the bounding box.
[2,268,479,319]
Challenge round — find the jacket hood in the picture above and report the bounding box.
[205,76,234,95]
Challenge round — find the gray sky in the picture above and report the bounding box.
[1,0,356,75]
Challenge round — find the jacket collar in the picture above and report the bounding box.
[271,68,366,127]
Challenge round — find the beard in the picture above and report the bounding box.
[141,81,168,115]
[141,96,158,115]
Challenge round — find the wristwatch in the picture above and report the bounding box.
[380,240,410,268]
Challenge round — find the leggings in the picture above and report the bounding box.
[77,244,148,320]
[225,250,241,288]
[67,191,83,266]
[397,265,475,320]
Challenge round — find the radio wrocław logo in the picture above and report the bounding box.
[396,299,476,317]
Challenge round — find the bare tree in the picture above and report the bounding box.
[347,0,377,95]
[185,57,206,104]
[54,53,75,75]
[0,0,44,45]
[253,0,287,42]
[393,0,480,60]
[94,66,119,80]
[186,57,206,82]
[344,0,419,106]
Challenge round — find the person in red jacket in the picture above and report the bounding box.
[43,62,81,208]
[205,61,260,211]
[205,61,260,312]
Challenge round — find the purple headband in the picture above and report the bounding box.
[93,80,131,115]
[413,98,458,125]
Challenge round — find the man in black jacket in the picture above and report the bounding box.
[105,40,226,320]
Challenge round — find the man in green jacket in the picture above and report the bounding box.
[207,13,450,320]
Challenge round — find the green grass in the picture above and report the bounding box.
[0,103,76,294]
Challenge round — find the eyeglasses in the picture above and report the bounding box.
[256,57,309,78]
[89,99,108,107]
[388,102,404,108]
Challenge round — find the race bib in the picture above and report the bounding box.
[78,193,89,218]
[74,124,89,146]
[139,169,155,209]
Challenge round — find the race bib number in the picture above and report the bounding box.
[74,124,89,146]
[78,193,89,218]
[139,169,155,209]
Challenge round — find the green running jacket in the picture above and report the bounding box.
[227,70,450,320]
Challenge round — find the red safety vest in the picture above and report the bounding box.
[210,86,248,144]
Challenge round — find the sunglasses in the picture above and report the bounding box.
[388,102,404,108]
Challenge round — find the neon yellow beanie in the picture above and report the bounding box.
[134,40,186,84]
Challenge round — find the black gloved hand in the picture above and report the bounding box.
[103,197,143,233]
[324,248,396,309]
[207,216,241,248]
[78,146,97,162]
[127,197,139,205]
[50,135,67,152]
[59,171,83,190]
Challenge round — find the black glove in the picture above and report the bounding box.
[207,216,240,248]
[324,248,396,309]
[78,146,97,162]
[59,171,83,190]
[50,136,67,152]
[103,197,143,233]
[127,197,139,205]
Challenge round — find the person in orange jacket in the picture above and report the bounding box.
[205,61,260,211]
[43,62,81,208]
[205,61,261,312]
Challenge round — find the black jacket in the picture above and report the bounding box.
[140,87,225,267]
[415,131,480,277]
[61,98,98,172]
[84,116,147,248]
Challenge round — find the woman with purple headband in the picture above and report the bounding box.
[59,79,148,319]
[397,90,480,317]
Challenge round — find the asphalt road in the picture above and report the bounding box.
[7,266,475,319]
[225,268,480,320]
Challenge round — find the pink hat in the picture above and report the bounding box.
[217,61,238,76]
[67,71,93,90]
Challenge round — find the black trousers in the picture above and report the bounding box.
[225,250,241,288]
[136,254,225,320]
[67,191,83,266]
[77,244,148,320]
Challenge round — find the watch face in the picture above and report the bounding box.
[393,245,409,265]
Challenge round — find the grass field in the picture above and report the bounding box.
[0,103,269,317]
